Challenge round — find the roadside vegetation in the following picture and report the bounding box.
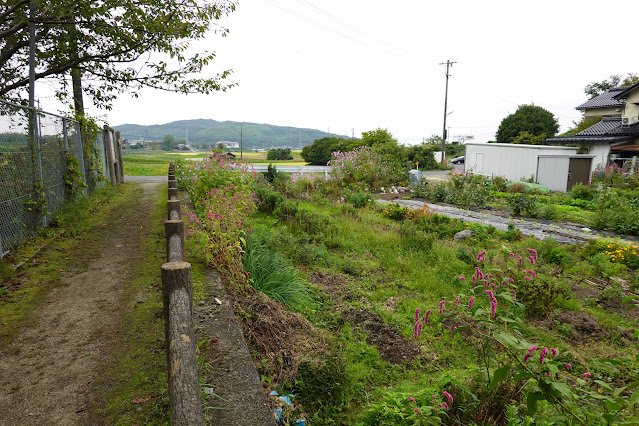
[176,149,639,424]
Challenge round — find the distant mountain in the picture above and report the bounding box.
[114,119,348,149]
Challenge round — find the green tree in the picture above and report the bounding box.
[163,134,175,151]
[300,137,349,165]
[405,144,438,170]
[360,128,406,180]
[496,104,558,144]
[0,0,235,108]
[510,130,547,145]
[266,148,292,161]
[584,73,639,99]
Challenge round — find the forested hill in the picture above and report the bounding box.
[114,119,348,149]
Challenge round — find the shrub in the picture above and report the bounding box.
[570,182,595,200]
[506,193,537,216]
[329,146,392,190]
[274,200,299,221]
[349,193,374,208]
[264,163,280,183]
[399,222,436,251]
[501,224,523,242]
[517,274,568,318]
[443,170,492,208]
[538,204,558,220]
[492,175,507,191]
[254,186,284,214]
[383,202,409,221]
[266,147,293,160]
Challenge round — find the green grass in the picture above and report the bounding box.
[247,195,639,424]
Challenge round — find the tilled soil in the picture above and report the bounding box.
[0,182,159,425]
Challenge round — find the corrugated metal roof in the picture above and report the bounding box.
[544,135,632,145]
[576,87,626,110]
[576,117,622,136]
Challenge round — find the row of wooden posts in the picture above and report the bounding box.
[162,163,205,425]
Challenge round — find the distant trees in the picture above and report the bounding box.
[266,148,293,161]
[496,104,558,144]
[163,134,175,151]
[301,137,350,165]
[584,73,639,99]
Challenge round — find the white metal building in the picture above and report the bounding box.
[464,143,593,191]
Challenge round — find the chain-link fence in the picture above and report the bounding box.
[0,100,109,257]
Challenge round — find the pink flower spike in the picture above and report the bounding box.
[523,276,532,281]
[528,255,535,265]
[450,324,456,338]
[522,270,528,274]
[564,363,572,369]
[459,276,466,281]
[510,289,516,300]
[472,275,477,285]
[443,391,453,405]
[439,300,445,314]
[424,310,431,324]
[523,353,533,363]
[414,408,419,412]
[583,372,592,378]
[528,346,538,352]
[455,297,460,306]
[432,395,436,399]
[530,270,536,278]
[442,402,449,410]
[550,348,557,358]
[408,397,416,403]
[415,308,421,322]
[468,296,475,310]
[510,252,515,259]
[539,347,549,364]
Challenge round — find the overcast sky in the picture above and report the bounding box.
[88,0,638,144]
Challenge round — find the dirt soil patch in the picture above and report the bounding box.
[309,271,421,364]
[572,284,639,322]
[344,308,421,364]
[554,311,607,343]
[0,182,160,425]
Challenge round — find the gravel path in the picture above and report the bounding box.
[379,198,639,245]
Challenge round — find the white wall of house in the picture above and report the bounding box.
[584,107,623,118]
[587,144,610,171]
[464,143,578,182]
[624,91,639,119]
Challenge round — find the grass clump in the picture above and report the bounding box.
[242,237,312,311]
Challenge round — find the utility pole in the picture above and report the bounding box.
[440,59,456,163]
[240,122,243,160]
[352,128,355,140]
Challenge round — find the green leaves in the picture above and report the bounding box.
[489,365,510,390]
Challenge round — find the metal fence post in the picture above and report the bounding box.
[104,126,117,188]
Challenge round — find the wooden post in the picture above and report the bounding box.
[169,179,178,189]
[168,199,181,221]
[161,261,204,426]
[116,131,124,183]
[103,126,117,188]
[168,187,179,201]
[165,219,185,262]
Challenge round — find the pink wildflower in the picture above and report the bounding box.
[523,276,532,281]
[530,270,536,278]
[441,402,449,410]
[518,256,523,266]
[523,353,533,363]
[477,250,486,262]
[455,297,460,306]
[459,276,466,281]
[424,310,431,324]
[442,391,453,405]
[472,275,477,285]
[510,289,516,300]
[550,348,557,358]
[408,397,416,403]
[490,300,497,317]
[583,372,592,378]
[450,324,456,338]
[468,296,475,310]
[539,347,549,364]
[439,300,445,314]
[528,346,538,352]
[414,408,419,412]
[564,363,572,369]
[415,308,421,322]
[510,252,515,259]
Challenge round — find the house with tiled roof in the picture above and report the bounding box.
[545,83,639,170]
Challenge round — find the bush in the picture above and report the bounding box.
[570,182,595,200]
[501,224,523,242]
[382,202,409,221]
[444,170,492,208]
[274,200,299,221]
[507,193,537,216]
[254,186,284,214]
[399,222,436,251]
[538,204,558,220]
[349,193,374,208]
[517,274,568,318]
[264,163,280,183]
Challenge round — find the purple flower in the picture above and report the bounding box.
[441,402,449,410]
[530,270,536,278]
[583,372,592,378]
[439,300,445,314]
[415,308,421,322]
[510,252,515,259]
[510,289,516,300]
[564,363,572,369]
[424,310,431,324]
[468,296,475,310]
[490,300,497,317]
[442,391,453,405]
[523,353,533,363]
[455,297,460,306]
[450,324,456,338]
[408,397,416,403]
[413,321,422,339]
[523,276,532,281]
[459,276,466,281]
[528,346,538,352]
[550,348,557,358]
[528,255,535,265]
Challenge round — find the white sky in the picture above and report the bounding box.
[81,0,639,144]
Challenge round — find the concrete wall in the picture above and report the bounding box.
[464,143,578,182]
[584,107,623,118]
[587,144,611,171]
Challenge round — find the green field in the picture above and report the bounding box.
[122,150,308,175]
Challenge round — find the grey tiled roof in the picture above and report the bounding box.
[576,117,622,136]
[576,87,626,110]
[608,122,639,136]
[613,82,639,100]
[545,135,633,144]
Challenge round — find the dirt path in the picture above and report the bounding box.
[0,182,160,425]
